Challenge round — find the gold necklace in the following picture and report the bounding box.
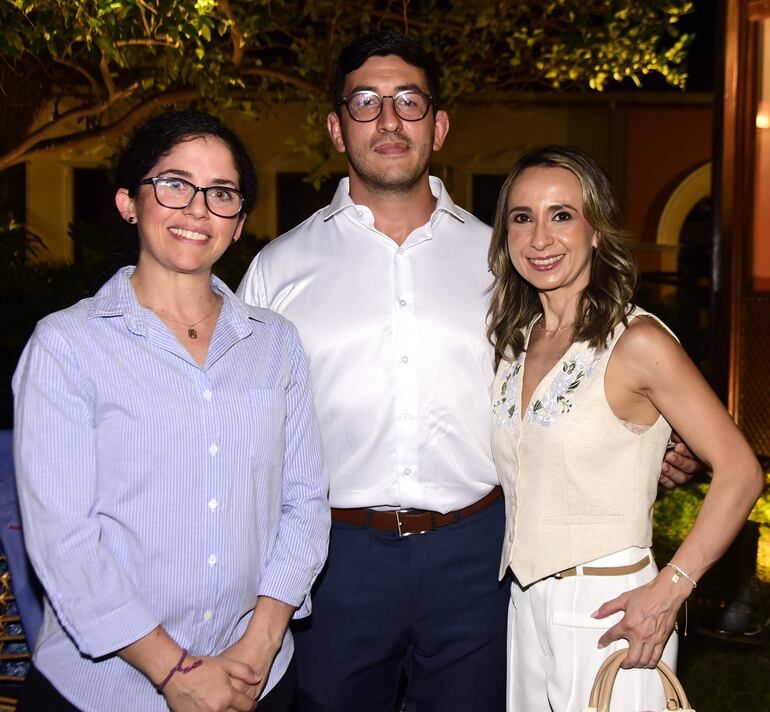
[159,298,220,340]
[537,316,574,334]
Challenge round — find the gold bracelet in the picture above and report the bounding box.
[665,562,697,589]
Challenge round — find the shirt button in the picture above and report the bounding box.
[203,389,212,401]
[209,444,218,456]
[404,468,412,476]
[508,532,513,543]
[356,210,364,218]
[208,554,218,567]
[399,299,407,307]
[203,610,214,621]
[208,499,218,511]
[400,355,409,364]
[400,412,411,420]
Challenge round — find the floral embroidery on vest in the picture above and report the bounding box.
[527,350,605,427]
[493,355,524,427]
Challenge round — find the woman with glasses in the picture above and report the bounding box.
[13,110,329,712]
[487,145,763,711]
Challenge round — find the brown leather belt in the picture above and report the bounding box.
[554,554,651,579]
[331,486,503,537]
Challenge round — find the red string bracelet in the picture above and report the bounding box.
[157,649,204,692]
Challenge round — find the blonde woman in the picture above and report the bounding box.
[487,145,763,711]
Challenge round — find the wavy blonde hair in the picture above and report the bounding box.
[487,145,637,367]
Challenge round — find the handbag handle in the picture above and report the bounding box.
[584,649,695,712]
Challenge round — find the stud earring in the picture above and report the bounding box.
[128,216,136,224]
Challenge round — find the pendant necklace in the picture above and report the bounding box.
[161,298,220,340]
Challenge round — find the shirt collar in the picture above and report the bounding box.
[428,176,467,224]
[87,266,262,338]
[321,176,467,225]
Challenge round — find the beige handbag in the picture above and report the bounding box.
[583,649,695,712]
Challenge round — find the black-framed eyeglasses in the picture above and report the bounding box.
[337,89,434,123]
[138,176,244,218]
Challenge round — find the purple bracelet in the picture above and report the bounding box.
[157,649,204,692]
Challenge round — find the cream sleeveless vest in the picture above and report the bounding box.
[491,307,673,587]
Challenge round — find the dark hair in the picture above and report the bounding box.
[487,145,637,367]
[331,30,442,112]
[116,110,257,214]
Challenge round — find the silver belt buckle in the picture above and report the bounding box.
[395,510,430,537]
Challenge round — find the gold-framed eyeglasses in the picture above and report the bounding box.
[337,89,434,123]
[138,176,244,218]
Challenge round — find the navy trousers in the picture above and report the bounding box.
[293,497,509,712]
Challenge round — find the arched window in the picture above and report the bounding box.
[644,163,713,375]
[656,162,712,273]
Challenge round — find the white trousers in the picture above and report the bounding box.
[507,547,678,712]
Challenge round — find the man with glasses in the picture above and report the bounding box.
[238,30,698,711]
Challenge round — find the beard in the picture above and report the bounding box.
[343,130,434,195]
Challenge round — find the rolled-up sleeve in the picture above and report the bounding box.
[257,323,330,617]
[13,323,159,658]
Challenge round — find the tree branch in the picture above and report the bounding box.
[2,81,142,167]
[134,0,178,48]
[113,38,181,48]
[219,0,245,67]
[99,55,117,99]
[136,0,153,36]
[0,88,201,172]
[0,62,319,173]
[136,0,158,17]
[239,66,320,94]
[52,56,102,98]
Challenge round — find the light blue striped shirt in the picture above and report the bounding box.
[13,267,329,711]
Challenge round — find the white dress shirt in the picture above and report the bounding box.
[238,177,499,512]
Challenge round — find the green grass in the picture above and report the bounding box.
[678,635,770,710]
[670,577,770,710]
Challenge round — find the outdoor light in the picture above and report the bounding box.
[756,101,770,129]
